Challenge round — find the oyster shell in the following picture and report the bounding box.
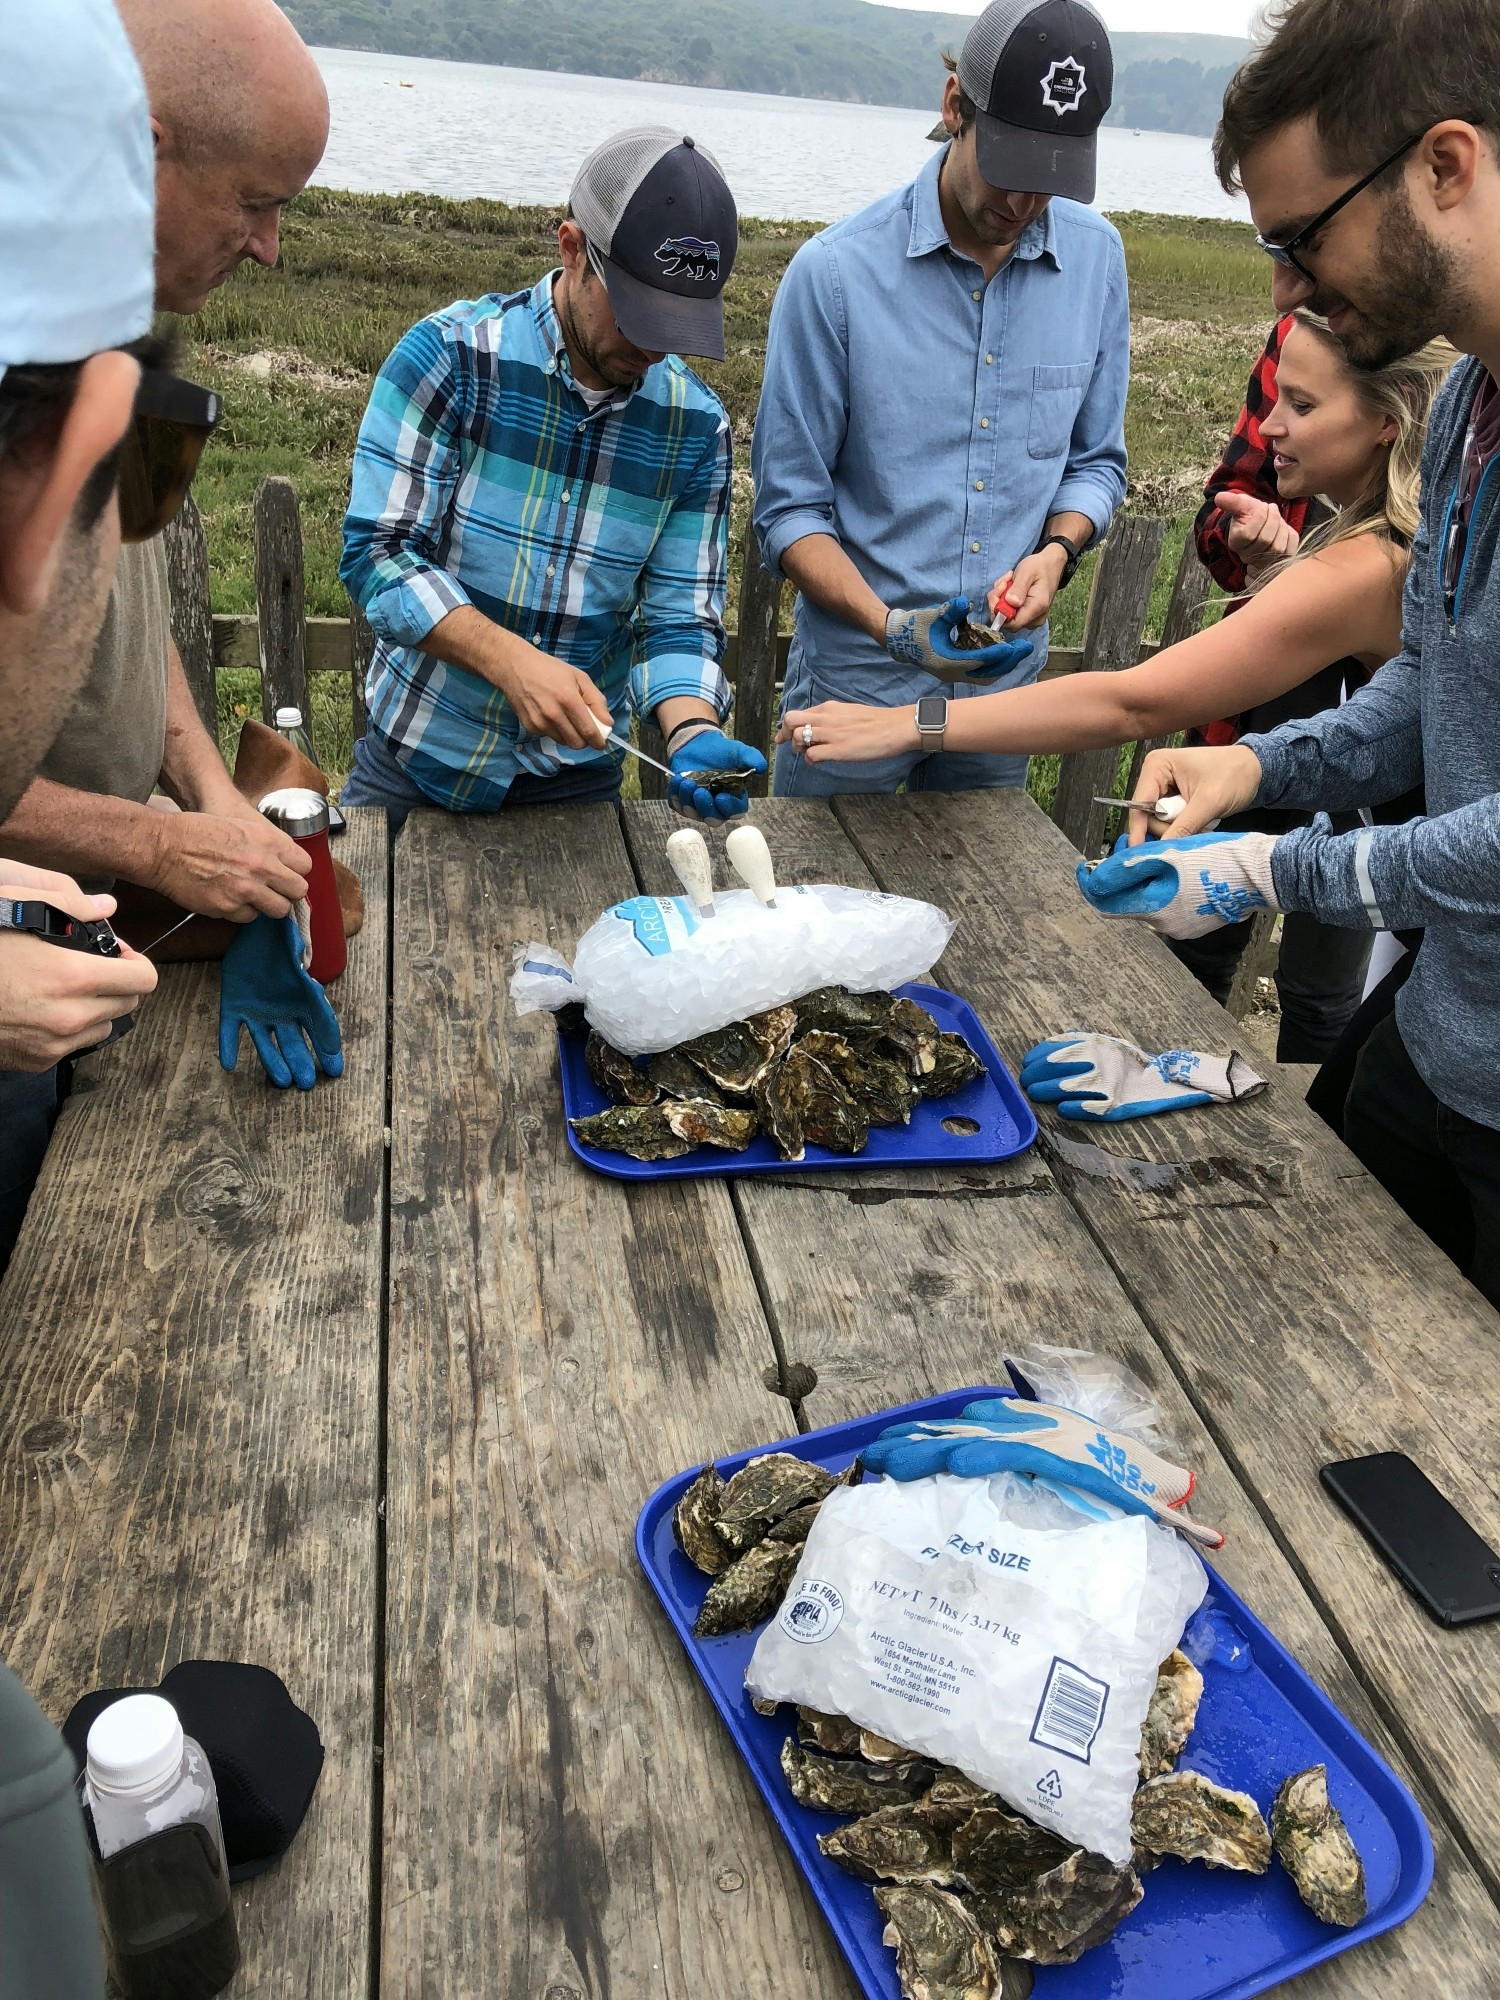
[1138,1649,1204,1780]
[555,1001,589,1035]
[585,1030,658,1106]
[672,1463,731,1576]
[764,1500,824,1544]
[756,1046,870,1161]
[662,1099,758,1152]
[950,1805,1074,1895]
[952,619,1006,650]
[780,1739,936,1815]
[647,1049,723,1103]
[569,1105,692,1161]
[1271,1764,1367,1927]
[918,1773,997,1831]
[1132,1771,1272,1873]
[921,1032,986,1100]
[818,1802,958,1886]
[860,1729,911,1764]
[874,1884,1000,2000]
[716,1452,837,1553]
[693,1536,801,1636]
[793,986,897,1036]
[798,1030,919,1127]
[678,1005,798,1096]
[673,769,751,811]
[797,1707,863,1758]
[877,997,941,1079]
[750,1695,780,1717]
[974,1851,1143,1966]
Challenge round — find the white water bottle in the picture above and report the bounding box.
[83,1695,239,1996]
[274,704,316,764]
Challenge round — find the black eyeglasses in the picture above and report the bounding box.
[116,368,221,543]
[1255,131,1426,284]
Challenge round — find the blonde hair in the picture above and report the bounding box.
[1255,311,1457,588]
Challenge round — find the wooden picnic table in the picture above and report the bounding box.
[1,792,1497,1998]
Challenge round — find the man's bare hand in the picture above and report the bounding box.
[145,810,312,921]
[990,544,1068,632]
[0,864,157,1069]
[1219,490,1300,578]
[492,641,613,748]
[1128,745,1264,845]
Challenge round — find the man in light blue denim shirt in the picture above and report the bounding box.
[754,0,1129,798]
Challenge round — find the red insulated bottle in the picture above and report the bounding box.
[257,786,346,984]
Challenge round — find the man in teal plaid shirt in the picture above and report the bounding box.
[341,128,766,827]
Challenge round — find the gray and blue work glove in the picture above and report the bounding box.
[1077,830,1281,939]
[1020,1034,1266,1123]
[667,728,768,821]
[219,912,344,1090]
[884,596,1035,685]
[861,1395,1223,1550]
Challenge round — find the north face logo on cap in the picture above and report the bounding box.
[1040,55,1087,116]
[655,235,720,282]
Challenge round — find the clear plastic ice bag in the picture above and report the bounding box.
[746,1472,1208,1864]
[509,885,957,1057]
[1006,1343,1177,1457]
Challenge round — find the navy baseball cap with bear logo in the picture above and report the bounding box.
[569,127,738,361]
[957,0,1113,204]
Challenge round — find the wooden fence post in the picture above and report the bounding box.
[734,517,784,797]
[162,493,217,737]
[1047,515,1167,856]
[1123,535,1214,797]
[348,600,373,744]
[253,476,309,736]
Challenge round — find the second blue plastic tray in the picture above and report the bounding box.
[560,982,1037,1180]
[637,1389,1433,2000]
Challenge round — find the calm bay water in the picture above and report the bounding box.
[310,46,1249,225]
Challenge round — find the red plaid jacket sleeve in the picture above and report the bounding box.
[1192,316,1310,595]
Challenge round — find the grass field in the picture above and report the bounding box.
[184,188,1271,778]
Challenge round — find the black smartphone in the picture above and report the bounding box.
[1320,1452,1500,1628]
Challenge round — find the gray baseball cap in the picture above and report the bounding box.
[569,127,738,361]
[958,0,1114,204]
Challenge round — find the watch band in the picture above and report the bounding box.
[915,695,948,753]
[1039,532,1084,588]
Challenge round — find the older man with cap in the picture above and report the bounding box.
[340,127,765,827]
[759,0,1129,797]
[0,8,161,1987]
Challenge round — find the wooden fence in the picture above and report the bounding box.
[165,475,1275,1015]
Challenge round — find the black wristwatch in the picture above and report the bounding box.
[1038,531,1085,588]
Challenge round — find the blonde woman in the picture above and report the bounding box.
[780,312,1455,1058]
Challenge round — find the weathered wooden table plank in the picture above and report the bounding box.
[631,794,1500,1991]
[380,805,856,1999]
[0,808,390,1995]
[834,787,1500,1905]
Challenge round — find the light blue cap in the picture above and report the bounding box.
[0,0,156,381]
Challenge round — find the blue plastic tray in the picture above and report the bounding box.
[636,1389,1433,2000]
[561,982,1037,1180]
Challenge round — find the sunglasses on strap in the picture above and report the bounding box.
[117,368,221,542]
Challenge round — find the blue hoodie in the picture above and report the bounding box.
[1241,355,1500,1129]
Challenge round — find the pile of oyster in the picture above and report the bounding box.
[673,1457,1368,2000]
[568,984,984,1163]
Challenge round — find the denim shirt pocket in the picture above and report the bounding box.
[1027,361,1093,461]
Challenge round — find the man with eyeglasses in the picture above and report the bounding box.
[0,10,165,1992]
[1074,0,1500,1308]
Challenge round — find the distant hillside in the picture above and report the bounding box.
[285,0,1248,132]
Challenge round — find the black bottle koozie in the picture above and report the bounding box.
[64,1660,323,1882]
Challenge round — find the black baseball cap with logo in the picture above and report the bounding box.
[957,0,1113,204]
[569,126,739,361]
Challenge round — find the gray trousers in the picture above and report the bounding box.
[0,1662,105,1996]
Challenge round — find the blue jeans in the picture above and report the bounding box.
[341,727,622,833]
[0,1065,65,1277]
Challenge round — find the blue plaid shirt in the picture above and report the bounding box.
[341,273,733,810]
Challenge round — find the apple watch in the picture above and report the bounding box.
[915,695,948,753]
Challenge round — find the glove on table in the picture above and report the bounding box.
[219,912,344,1090]
[885,596,1035,685]
[862,1395,1223,1550]
[1077,830,1280,939]
[1020,1033,1267,1122]
[666,729,766,820]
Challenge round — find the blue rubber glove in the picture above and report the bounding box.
[667,728,768,821]
[1019,1033,1266,1122]
[862,1396,1222,1550]
[219,913,344,1090]
[885,596,1035,685]
[1076,829,1280,939]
